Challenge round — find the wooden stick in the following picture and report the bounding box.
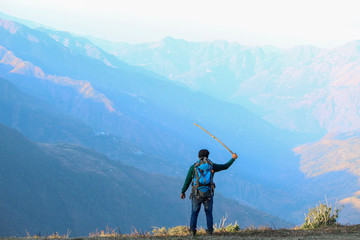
[194,123,234,154]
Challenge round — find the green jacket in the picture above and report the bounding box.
[181,158,236,194]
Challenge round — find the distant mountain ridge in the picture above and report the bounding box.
[0,76,166,167]
[0,46,116,112]
[100,37,360,134]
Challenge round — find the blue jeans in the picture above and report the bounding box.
[190,196,213,232]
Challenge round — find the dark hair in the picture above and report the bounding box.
[198,149,209,158]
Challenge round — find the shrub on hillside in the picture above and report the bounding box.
[225,222,240,233]
[301,200,342,229]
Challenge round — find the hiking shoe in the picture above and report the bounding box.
[189,229,196,236]
[206,229,213,236]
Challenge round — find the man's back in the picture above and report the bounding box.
[180,149,238,236]
[181,157,236,195]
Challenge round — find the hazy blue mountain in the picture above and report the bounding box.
[0,17,344,225]
[0,123,289,237]
[94,37,278,102]
[0,77,169,169]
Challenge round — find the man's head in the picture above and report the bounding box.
[198,149,209,158]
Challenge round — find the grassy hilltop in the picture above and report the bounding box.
[5,224,360,240]
[7,199,353,239]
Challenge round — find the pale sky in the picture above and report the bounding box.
[0,0,359,48]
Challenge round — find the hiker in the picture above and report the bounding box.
[181,149,238,236]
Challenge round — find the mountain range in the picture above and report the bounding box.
[0,16,308,187]
[97,36,360,134]
[1,13,360,236]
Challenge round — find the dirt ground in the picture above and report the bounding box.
[3,225,360,240]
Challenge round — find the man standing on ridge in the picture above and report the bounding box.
[181,149,238,236]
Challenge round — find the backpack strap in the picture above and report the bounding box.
[206,158,215,195]
[192,159,200,198]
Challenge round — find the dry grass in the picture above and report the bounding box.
[89,227,120,238]
[25,229,71,239]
